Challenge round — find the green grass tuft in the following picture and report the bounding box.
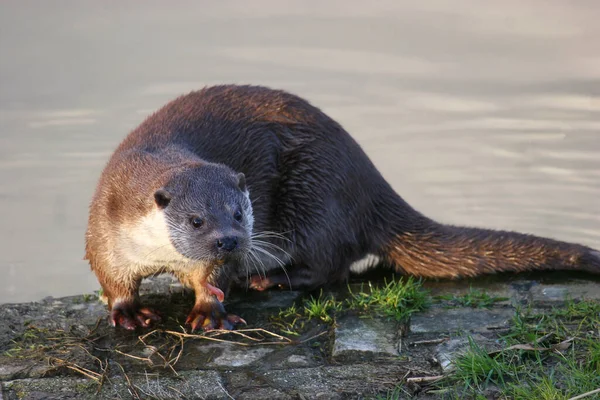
[347,276,429,322]
[269,277,429,336]
[450,336,517,390]
[269,304,305,336]
[303,290,343,323]
[433,299,600,399]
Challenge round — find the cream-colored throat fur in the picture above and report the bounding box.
[117,208,188,266]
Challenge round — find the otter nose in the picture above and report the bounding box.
[216,236,238,252]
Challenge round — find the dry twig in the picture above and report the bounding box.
[406,375,443,384]
[568,388,600,400]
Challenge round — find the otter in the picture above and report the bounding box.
[85,146,252,330]
[85,84,600,331]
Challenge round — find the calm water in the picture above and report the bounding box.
[1,1,599,304]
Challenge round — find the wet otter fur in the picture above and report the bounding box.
[85,84,600,330]
[86,146,252,330]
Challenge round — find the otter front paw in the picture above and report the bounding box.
[110,301,161,330]
[185,300,246,331]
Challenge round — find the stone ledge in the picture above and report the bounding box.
[2,370,226,400]
[332,315,399,361]
[410,307,514,334]
[2,275,599,399]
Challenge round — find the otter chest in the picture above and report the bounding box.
[117,209,187,267]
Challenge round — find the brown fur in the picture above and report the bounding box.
[386,225,597,279]
[85,84,600,329]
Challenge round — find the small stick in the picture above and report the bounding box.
[406,375,443,383]
[49,358,102,381]
[534,332,554,344]
[167,336,185,368]
[116,362,141,400]
[114,349,154,365]
[411,338,448,346]
[163,328,294,345]
[65,364,102,381]
[216,380,235,400]
[568,388,600,400]
[486,325,510,331]
[299,330,328,344]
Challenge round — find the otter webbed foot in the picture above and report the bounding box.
[249,273,296,291]
[249,270,312,291]
[110,301,161,330]
[185,300,246,331]
[249,275,275,291]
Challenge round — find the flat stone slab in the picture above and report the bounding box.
[410,307,514,334]
[529,281,600,303]
[197,343,275,368]
[1,274,599,399]
[2,371,227,400]
[3,371,229,400]
[226,364,407,399]
[332,315,399,361]
[434,334,502,372]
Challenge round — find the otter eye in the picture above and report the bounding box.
[190,217,203,228]
[234,210,243,222]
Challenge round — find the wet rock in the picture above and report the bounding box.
[1,275,598,399]
[410,307,514,334]
[3,378,91,400]
[529,281,600,304]
[222,364,406,399]
[200,343,275,368]
[0,358,52,381]
[2,371,227,400]
[262,364,405,399]
[128,370,228,399]
[235,387,292,400]
[332,315,399,361]
[286,354,310,366]
[434,334,502,372]
[265,368,337,399]
[223,370,292,399]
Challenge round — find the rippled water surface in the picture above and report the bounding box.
[1,1,599,303]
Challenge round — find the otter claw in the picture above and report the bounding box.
[249,275,272,291]
[185,302,245,332]
[186,313,206,331]
[186,311,246,331]
[227,314,247,325]
[110,303,161,330]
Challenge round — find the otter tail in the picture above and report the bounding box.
[382,222,600,279]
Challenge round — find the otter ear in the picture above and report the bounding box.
[154,189,172,209]
[236,173,247,192]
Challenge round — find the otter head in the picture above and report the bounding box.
[153,164,253,265]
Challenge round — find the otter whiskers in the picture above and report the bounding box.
[245,233,293,290]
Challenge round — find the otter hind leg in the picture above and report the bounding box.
[248,266,330,291]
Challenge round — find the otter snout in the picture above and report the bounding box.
[216,236,238,253]
[212,230,250,261]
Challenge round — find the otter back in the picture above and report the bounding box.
[85,84,600,330]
